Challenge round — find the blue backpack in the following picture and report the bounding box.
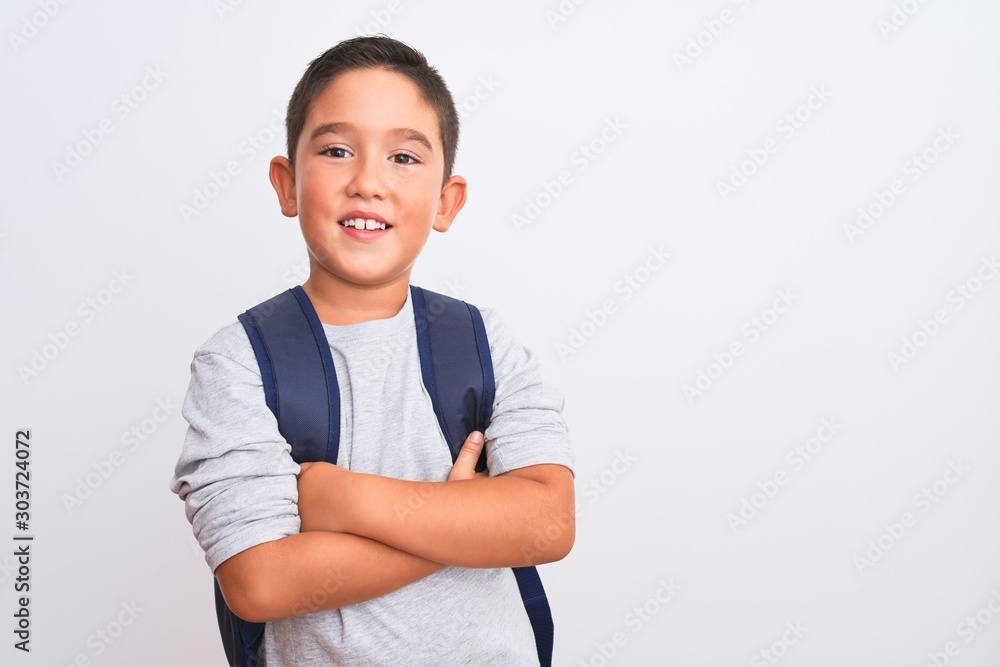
[214,284,554,666]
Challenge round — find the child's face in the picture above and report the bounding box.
[272,67,464,292]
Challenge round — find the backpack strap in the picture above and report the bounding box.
[212,286,344,667]
[412,285,553,667]
[238,286,341,464]
[410,285,493,471]
[512,567,554,667]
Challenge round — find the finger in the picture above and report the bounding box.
[458,430,485,464]
[448,431,485,481]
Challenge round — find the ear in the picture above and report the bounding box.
[432,175,467,233]
[269,156,298,218]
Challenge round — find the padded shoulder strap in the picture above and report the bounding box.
[411,285,553,666]
[410,285,494,470]
[215,286,341,667]
[238,285,341,464]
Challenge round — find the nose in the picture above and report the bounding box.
[346,153,387,200]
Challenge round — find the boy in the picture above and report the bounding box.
[169,35,575,666]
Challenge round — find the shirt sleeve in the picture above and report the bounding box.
[168,322,302,573]
[479,306,575,478]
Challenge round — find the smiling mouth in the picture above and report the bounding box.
[339,217,391,230]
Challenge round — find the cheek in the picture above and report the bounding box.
[396,183,438,217]
[300,181,333,213]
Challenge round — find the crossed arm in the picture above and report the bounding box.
[215,432,575,623]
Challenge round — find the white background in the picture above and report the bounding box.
[3,1,999,665]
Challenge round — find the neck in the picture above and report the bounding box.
[301,272,410,326]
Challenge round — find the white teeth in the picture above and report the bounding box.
[340,218,387,230]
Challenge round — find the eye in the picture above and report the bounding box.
[391,152,420,165]
[320,145,350,158]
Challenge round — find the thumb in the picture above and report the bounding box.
[459,430,485,462]
[448,431,485,481]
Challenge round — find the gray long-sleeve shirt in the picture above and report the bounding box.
[169,287,575,666]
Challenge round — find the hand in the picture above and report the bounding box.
[447,431,489,481]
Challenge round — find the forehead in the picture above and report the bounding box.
[303,68,441,147]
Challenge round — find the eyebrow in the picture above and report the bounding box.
[309,122,434,152]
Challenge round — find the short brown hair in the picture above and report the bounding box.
[284,36,460,185]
